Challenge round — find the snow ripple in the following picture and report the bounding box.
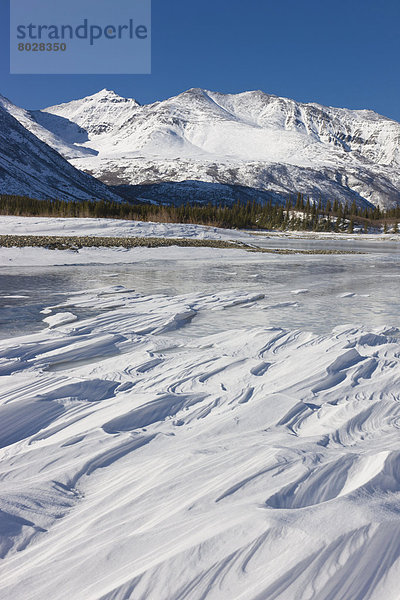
[0,287,399,599]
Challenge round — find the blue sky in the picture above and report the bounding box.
[1,0,399,120]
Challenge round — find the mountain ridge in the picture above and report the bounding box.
[1,88,399,208]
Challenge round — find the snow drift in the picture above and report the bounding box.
[0,285,399,599]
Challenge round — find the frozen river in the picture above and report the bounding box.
[0,237,399,339]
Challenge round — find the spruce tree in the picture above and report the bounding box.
[348,218,354,234]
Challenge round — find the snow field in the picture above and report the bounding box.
[0,216,255,241]
[0,285,399,599]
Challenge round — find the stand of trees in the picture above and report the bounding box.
[0,193,399,233]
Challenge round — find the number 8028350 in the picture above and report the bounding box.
[18,43,67,51]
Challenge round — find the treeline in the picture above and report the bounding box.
[0,193,399,233]
[293,194,399,222]
[291,194,400,233]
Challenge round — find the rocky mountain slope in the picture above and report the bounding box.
[0,95,121,203]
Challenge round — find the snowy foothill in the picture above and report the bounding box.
[0,281,399,599]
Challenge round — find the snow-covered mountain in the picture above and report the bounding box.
[2,88,400,207]
[30,88,400,208]
[0,95,121,203]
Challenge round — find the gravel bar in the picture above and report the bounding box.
[0,235,363,255]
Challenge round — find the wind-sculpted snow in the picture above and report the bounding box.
[0,286,399,599]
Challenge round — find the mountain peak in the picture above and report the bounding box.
[43,89,140,112]
[92,88,123,99]
[86,89,140,105]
